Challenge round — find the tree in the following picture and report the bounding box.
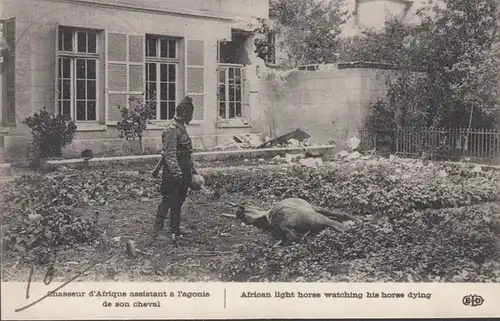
[343,0,500,129]
[255,0,349,66]
[116,96,155,155]
[417,0,499,128]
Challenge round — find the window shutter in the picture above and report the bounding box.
[54,23,58,117]
[3,18,16,127]
[106,31,145,124]
[242,67,250,120]
[128,34,144,94]
[105,31,128,123]
[186,40,204,121]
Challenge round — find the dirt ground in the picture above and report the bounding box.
[2,157,499,283]
[1,192,274,282]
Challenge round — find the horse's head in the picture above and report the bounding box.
[226,201,270,227]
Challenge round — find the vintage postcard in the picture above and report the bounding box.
[1,0,499,319]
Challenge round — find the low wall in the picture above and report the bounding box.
[1,131,261,161]
[46,145,336,168]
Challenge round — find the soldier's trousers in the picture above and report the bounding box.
[156,164,192,233]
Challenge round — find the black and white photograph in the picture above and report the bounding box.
[1,0,499,318]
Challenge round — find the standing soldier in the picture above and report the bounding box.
[151,96,197,242]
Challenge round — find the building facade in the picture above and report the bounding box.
[0,0,269,161]
[341,0,425,37]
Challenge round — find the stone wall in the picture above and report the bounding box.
[256,63,403,149]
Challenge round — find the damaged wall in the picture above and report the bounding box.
[256,64,404,149]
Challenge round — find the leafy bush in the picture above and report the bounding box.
[23,108,77,166]
[1,169,158,258]
[364,100,397,152]
[204,163,500,217]
[116,96,155,154]
[218,204,500,282]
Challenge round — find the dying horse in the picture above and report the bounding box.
[226,198,359,244]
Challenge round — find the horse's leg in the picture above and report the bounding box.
[282,227,301,244]
[312,206,360,222]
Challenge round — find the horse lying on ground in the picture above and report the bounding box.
[226,198,359,245]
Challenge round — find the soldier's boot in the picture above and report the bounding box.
[153,202,169,238]
[153,216,164,236]
[169,207,188,241]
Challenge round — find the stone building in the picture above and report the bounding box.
[0,0,269,161]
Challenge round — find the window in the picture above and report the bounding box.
[217,64,243,119]
[145,35,179,120]
[57,26,99,121]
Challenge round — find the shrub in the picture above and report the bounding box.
[23,108,77,167]
[116,96,155,154]
[364,100,397,153]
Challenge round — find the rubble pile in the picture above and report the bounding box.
[211,133,264,151]
[335,149,493,179]
[211,129,317,151]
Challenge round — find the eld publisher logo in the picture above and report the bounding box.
[462,294,485,307]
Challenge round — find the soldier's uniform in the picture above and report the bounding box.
[154,116,197,236]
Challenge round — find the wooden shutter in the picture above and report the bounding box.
[242,67,250,120]
[3,18,16,127]
[185,40,205,121]
[128,33,144,95]
[105,31,145,124]
[54,23,59,117]
[105,31,128,123]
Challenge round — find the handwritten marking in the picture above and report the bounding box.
[25,266,34,299]
[15,255,112,313]
[43,265,55,285]
[26,257,58,298]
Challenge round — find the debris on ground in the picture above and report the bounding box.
[347,136,361,151]
[126,239,137,258]
[345,151,361,160]
[338,151,349,158]
[472,165,483,173]
[299,158,324,168]
[212,133,265,151]
[55,165,72,172]
[212,140,243,151]
[366,159,379,166]
[437,170,449,178]
[287,138,301,148]
[233,134,264,148]
[259,129,310,148]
